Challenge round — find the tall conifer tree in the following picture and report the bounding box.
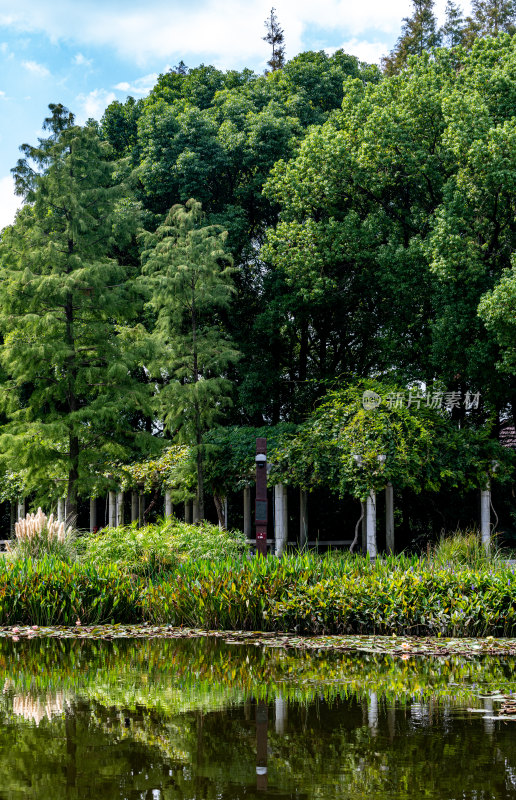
[0,104,148,521]
[466,0,516,37]
[141,200,239,521]
[263,8,286,72]
[383,0,441,74]
[441,0,466,46]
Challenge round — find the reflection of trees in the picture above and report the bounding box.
[0,636,514,708]
[0,637,515,797]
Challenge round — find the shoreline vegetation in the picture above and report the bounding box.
[0,519,515,636]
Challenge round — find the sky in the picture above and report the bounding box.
[0,0,471,230]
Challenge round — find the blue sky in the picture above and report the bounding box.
[0,0,469,228]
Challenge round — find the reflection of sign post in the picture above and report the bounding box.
[255,438,267,556]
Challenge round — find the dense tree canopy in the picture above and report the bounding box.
[0,17,515,530]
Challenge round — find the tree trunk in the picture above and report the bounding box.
[213,494,225,528]
[66,434,79,527]
[243,487,252,538]
[195,424,204,521]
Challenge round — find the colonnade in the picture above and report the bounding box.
[11,480,494,554]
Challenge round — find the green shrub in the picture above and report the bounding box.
[79,518,249,579]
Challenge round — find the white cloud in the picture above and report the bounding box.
[21,60,50,77]
[0,176,22,230]
[334,39,390,65]
[76,88,116,122]
[73,52,93,67]
[0,0,476,70]
[114,73,158,96]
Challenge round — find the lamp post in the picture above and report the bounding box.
[255,438,268,556]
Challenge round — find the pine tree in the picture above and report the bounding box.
[0,104,148,522]
[382,0,441,75]
[141,200,239,521]
[263,8,286,72]
[467,0,516,37]
[441,0,466,47]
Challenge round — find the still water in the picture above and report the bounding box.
[0,634,515,798]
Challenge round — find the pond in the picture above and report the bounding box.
[0,632,516,798]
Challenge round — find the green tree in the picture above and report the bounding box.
[465,0,516,39]
[141,199,239,520]
[383,0,441,74]
[0,104,148,520]
[478,261,516,374]
[441,0,467,47]
[263,8,286,73]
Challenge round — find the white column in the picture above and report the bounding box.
[386,482,394,555]
[481,481,491,552]
[108,491,116,528]
[17,498,25,521]
[275,484,287,556]
[300,490,308,548]
[361,501,367,554]
[131,491,139,523]
[275,696,287,734]
[116,491,124,527]
[483,696,494,736]
[57,498,65,523]
[223,497,228,529]
[165,490,173,520]
[89,498,97,533]
[283,485,288,544]
[244,487,252,538]
[366,490,377,558]
[368,692,379,736]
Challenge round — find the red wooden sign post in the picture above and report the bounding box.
[255,437,267,556]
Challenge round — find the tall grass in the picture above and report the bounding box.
[79,518,248,579]
[429,529,504,569]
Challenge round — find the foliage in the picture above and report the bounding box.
[107,444,192,495]
[430,529,505,568]
[0,557,143,625]
[142,551,516,636]
[0,548,516,635]
[466,0,516,39]
[382,0,441,75]
[140,199,239,517]
[478,260,516,374]
[202,422,297,494]
[7,508,76,563]
[264,40,516,419]
[263,8,286,73]
[79,519,249,579]
[270,380,511,500]
[0,104,150,518]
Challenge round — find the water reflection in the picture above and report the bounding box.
[0,636,514,797]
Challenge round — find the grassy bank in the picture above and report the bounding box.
[0,548,516,636]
